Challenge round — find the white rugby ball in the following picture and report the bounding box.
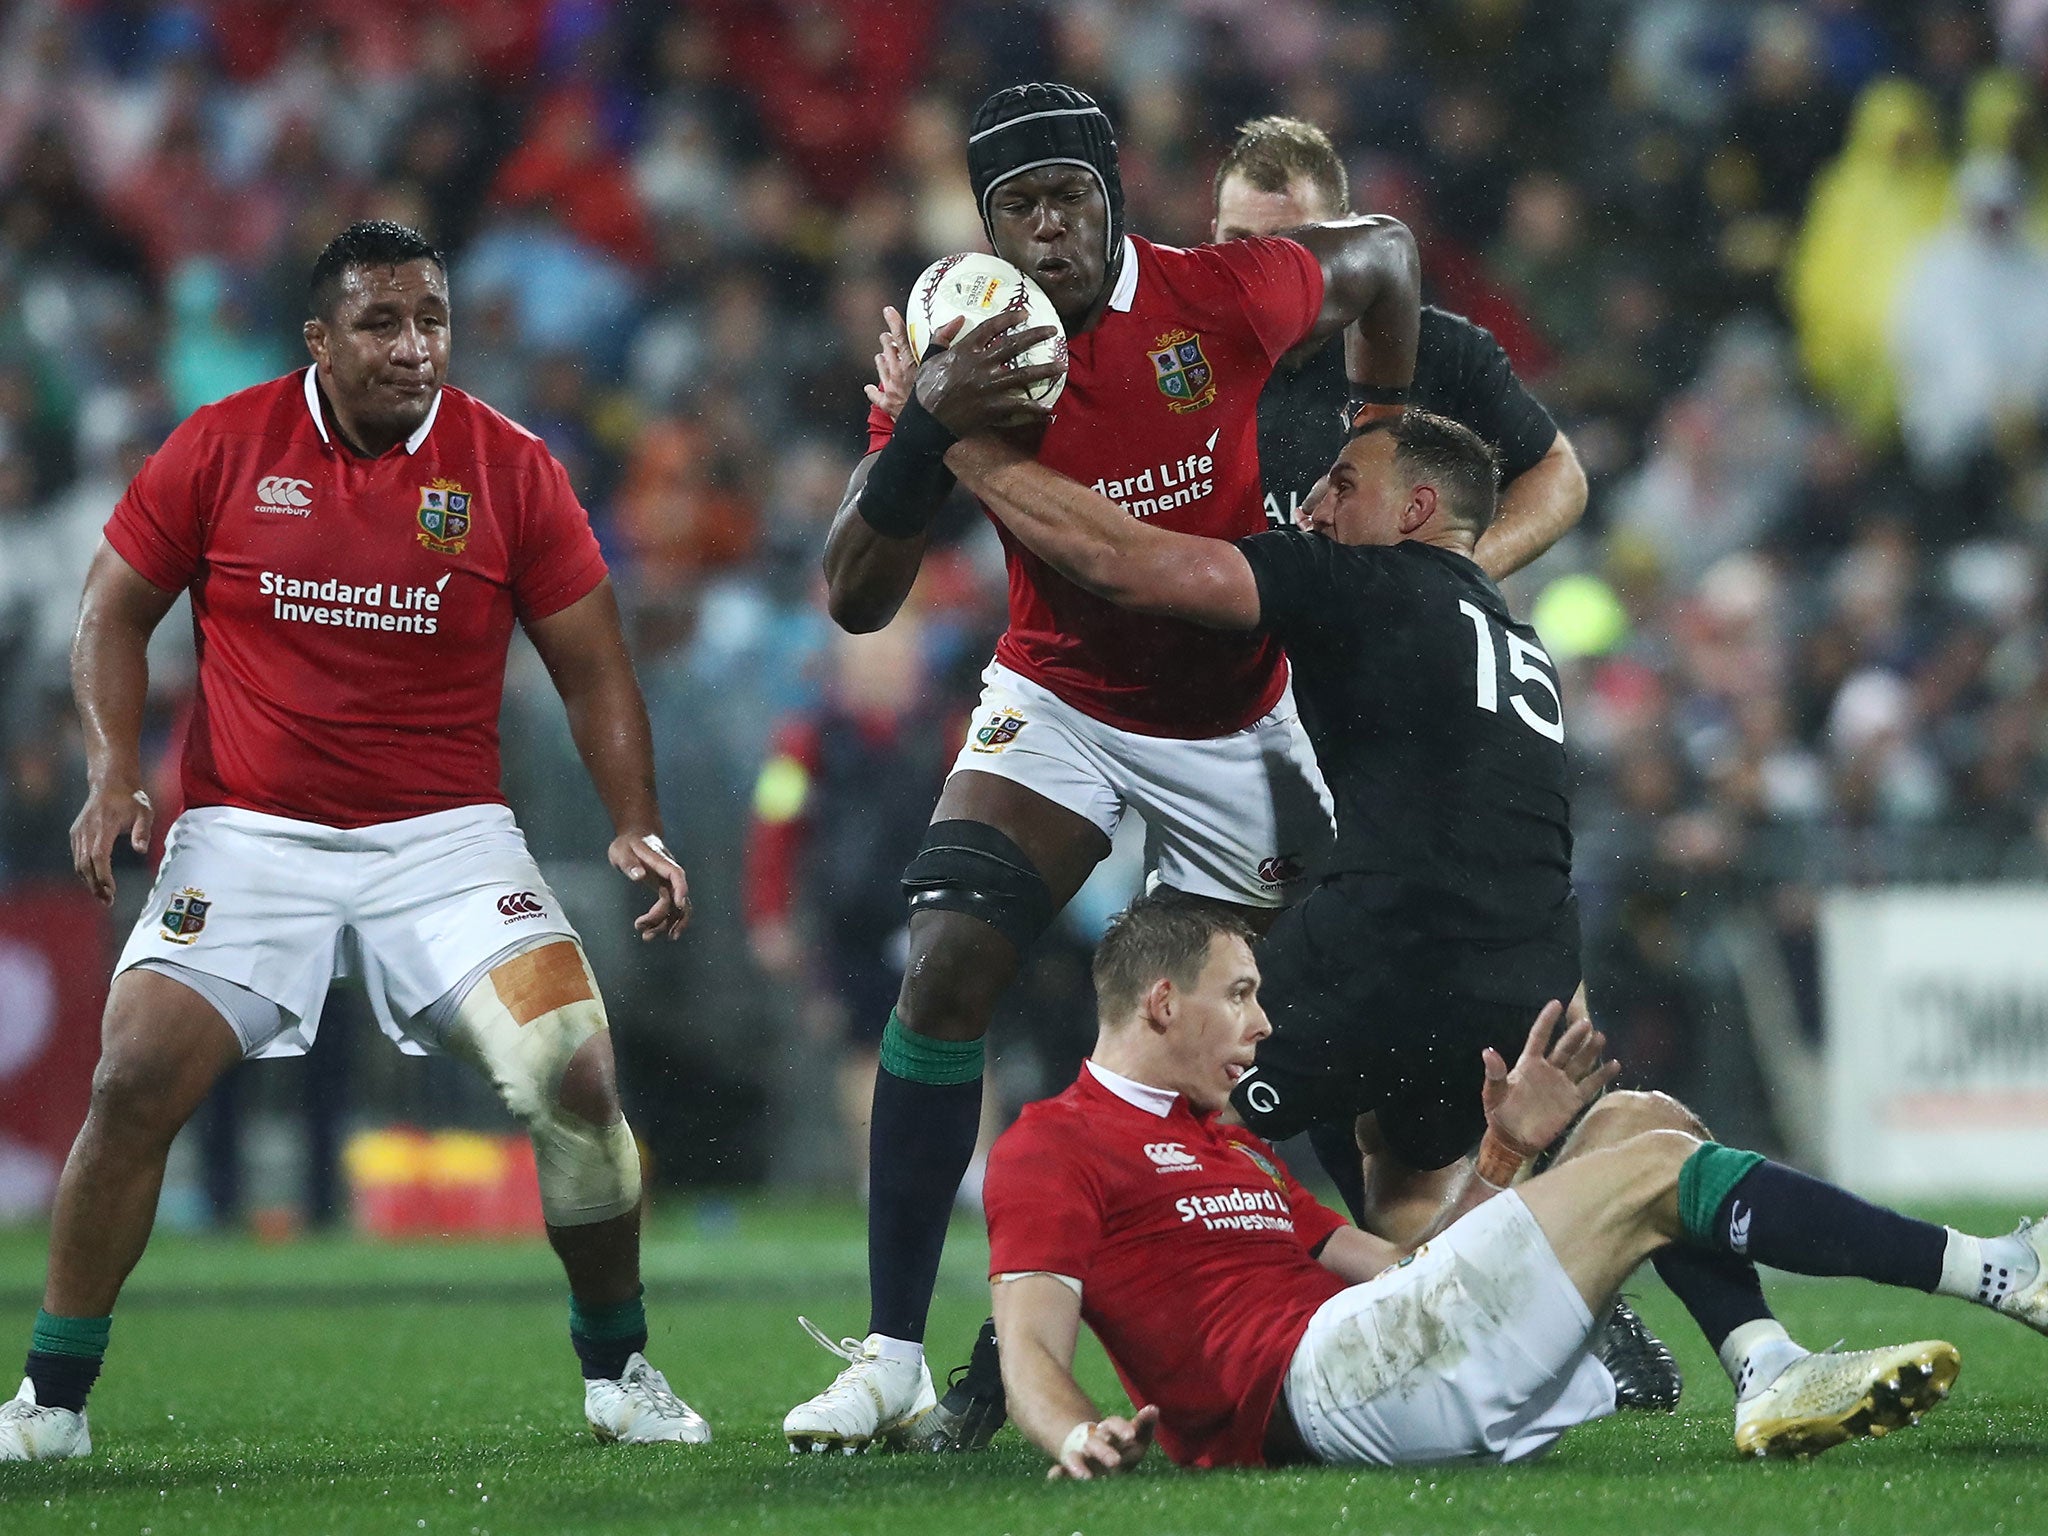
[905,252,1068,406]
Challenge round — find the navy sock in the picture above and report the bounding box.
[1680,1145,1946,1291]
[25,1311,111,1413]
[868,1016,984,1343]
[1651,1247,1775,1354]
[1306,1118,1368,1226]
[569,1289,648,1381]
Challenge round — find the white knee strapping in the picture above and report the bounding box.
[441,940,642,1227]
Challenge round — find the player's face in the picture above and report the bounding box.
[305,259,450,446]
[1312,432,1409,547]
[1212,173,1337,242]
[986,166,1110,330]
[1166,934,1270,1115]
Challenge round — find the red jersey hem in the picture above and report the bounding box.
[179,787,512,831]
[993,639,1289,738]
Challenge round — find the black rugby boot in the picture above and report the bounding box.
[1596,1297,1684,1411]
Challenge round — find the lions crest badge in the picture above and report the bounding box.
[160,887,211,944]
[417,478,473,554]
[971,708,1027,753]
[1149,329,1216,413]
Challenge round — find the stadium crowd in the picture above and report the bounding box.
[2,0,2046,1190]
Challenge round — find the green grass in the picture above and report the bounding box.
[1,1198,2044,1535]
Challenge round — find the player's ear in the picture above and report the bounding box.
[1142,975,1175,1033]
[1402,485,1437,535]
[303,318,327,366]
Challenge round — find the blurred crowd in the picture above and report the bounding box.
[3,0,2047,1180]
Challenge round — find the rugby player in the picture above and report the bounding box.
[788,82,1421,1454]
[986,894,2048,1473]
[0,222,706,1461]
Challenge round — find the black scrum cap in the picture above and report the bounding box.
[968,83,1124,276]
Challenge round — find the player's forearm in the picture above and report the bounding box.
[946,436,1141,599]
[1473,433,1586,581]
[822,453,932,634]
[71,618,151,789]
[1002,1336,1105,1463]
[1291,217,1419,385]
[557,669,664,837]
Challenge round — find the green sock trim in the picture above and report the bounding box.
[1678,1143,1766,1243]
[569,1288,646,1342]
[879,1011,985,1086]
[31,1311,111,1361]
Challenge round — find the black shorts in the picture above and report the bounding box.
[1230,879,1581,1171]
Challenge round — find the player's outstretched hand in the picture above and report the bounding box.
[610,831,692,941]
[1048,1405,1158,1480]
[1480,998,1620,1156]
[916,308,1062,439]
[865,305,914,420]
[70,780,153,906]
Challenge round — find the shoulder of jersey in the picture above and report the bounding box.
[187,370,306,434]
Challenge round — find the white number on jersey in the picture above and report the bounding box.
[1458,599,1564,743]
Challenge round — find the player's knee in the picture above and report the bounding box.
[1578,1089,1705,1146]
[901,819,1053,967]
[555,1031,622,1127]
[1615,1127,1701,1199]
[85,1052,188,1143]
[897,911,1018,1040]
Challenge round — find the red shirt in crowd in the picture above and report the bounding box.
[104,369,607,829]
[869,234,1325,740]
[983,1062,1350,1468]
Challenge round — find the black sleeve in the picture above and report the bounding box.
[1234,528,1383,642]
[1420,309,1559,482]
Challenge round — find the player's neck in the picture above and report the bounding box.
[1089,1034,1184,1105]
[314,377,412,458]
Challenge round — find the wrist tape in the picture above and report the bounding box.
[857,393,959,540]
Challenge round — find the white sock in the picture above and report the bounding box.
[869,1334,924,1367]
[1937,1228,2040,1306]
[1719,1319,1808,1401]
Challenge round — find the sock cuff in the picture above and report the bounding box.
[1677,1143,1766,1243]
[879,1012,985,1086]
[569,1288,647,1342]
[31,1311,111,1361]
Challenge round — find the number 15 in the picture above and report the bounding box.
[1458,599,1564,743]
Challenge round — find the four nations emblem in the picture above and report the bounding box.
[972,709,1027,753]
[160,887,211,945]
[1149,328,1217,413]
[417,478,474,555]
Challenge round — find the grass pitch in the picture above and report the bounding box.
[1,1197,2044,1536]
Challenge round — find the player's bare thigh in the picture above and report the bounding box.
[92,967,245,1133]
[931,769,1112,891]
[1512,1128,1701,1312]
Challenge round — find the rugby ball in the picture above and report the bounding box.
[905,252,1068,406]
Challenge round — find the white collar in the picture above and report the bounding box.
[1107,236,1138,313]
[303,366,442,455]
[1085,1058,1176,1118]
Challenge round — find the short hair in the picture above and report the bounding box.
[1355,410,1500,536]
[308,221,446,320]
[1092,892,1255,1024]
[1214,116,1349,218]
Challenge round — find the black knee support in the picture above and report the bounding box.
[901,819,1056,952]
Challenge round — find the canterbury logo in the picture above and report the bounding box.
[1727,1201,1753,1254]
[496,891,545,919]
[1144,1142,1199,1168]
[256,476,313,512]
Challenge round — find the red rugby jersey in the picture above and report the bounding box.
[105,369,607,828]
[870,235,1324,737]
[984,1063,1348,1468]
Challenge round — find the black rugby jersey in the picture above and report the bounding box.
[1235,530,1574,955]
[1257,306,1560,527]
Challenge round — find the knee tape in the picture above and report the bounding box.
[442,940,642,1227]
[901,819,1056,951]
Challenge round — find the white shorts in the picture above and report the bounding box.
[117,803,581,1059]
[1284,1192,1616,1466]
[950,662,1334,908]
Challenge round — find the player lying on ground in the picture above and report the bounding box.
[0,222,705,1462]
[791,79,1420,1453]
[987,895,2048,1473]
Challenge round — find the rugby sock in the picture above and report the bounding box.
[868,1012,984,1345]
[569,1288,648,1381]
[1306,1118,1369,1225]
[25,1311,111,1413]
[1936,1229,2041,1307]
[1651,1245,1775,1354]
[1677,1144,1946,1290]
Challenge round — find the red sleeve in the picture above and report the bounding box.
[865,400,895,455]
[984,1110,1103,1284]
[510,448,609,622]
[103,410,215,593]
[1196,236,1325,365]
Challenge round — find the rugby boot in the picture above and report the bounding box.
[0,1378,91,1461]
[783,1318,936,1454]
[584,1352,711,1445]
[1594,1297,1683,1411]
[903,1317,1006,1452]
[1732,1340,1958,1459]
[1986,1216,2048,1335]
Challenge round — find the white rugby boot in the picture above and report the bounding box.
[1986,1217,2048,1335]
[0,1378,91,1461]
[584,1353,711,1445]
[783,1318,937,1454]
[1732,1340,1958,1459]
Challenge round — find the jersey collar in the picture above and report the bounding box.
[1084,1058,1176,1117]
[1106,236,1138,313]
[302,366,443,455]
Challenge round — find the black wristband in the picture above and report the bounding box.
[857,393,960,540]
